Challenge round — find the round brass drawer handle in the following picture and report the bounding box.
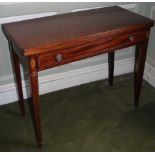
[129,36,134,41]
[55,53,64,62]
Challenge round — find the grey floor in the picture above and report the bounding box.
[0,74,155,151]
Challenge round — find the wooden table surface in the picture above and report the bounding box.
[2,6,154,56]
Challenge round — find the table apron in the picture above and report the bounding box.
[37,30,147,71]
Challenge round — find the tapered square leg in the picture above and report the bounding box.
[134,33,149,107]
[29,57,42,148]
[9,42,25,117]
[108,51,115,86]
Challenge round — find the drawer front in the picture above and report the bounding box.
[37,31,147,70]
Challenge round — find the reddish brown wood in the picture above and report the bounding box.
[108,51,115,86]
[2,6,154,148]
[23,24,154,56]
[9,41,25,117]
[2,6,154,56]
[134,30,150,107]
[37,31,147,71]
[29,57,42,147]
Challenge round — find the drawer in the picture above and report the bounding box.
[37,31,147,70]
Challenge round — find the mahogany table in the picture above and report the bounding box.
[2,6,154,147]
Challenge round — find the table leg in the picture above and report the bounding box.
[108,51,115,86]
[29,57,42,148]
[9,42,25,117]
[134,38,149,107]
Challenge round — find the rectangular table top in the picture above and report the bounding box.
[2,6,154,56]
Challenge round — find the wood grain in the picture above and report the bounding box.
[37,30,147,71]
[29,57,42,147]
[2,6,154,56]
